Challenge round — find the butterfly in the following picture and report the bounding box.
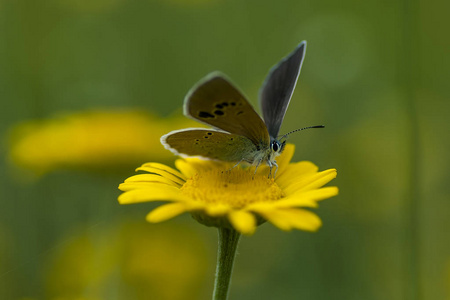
[161,41,322,177]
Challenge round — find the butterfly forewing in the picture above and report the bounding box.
[162,129,257,162]
[260,41,307,138]
[184,74,270,147]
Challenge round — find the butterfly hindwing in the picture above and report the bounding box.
[161,129,257,162]
[184,73,270,147]
[260,41,307,138]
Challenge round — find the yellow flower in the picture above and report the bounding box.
[118,144,338,235]
[8,109,201,175]
[44,221,210,300]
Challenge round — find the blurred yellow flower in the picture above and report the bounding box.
[119,144,338,235]
[118,222,210,300]
[8,110,200,175]
[44,221,210,300]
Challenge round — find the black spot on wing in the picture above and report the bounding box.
[199,111,215,118]
[214,110,224,116]
[236,111,243,115]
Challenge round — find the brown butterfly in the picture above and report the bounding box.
[162,41,323,177]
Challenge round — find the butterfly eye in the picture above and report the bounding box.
[271,141,280,152]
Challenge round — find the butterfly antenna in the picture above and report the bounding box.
[278,125,325,141]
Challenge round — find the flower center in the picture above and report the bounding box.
[180,168,285,208]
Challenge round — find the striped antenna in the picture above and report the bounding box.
[278,125,325,141]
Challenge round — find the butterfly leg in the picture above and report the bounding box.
[226,158,244,172]
[273,161,279,178]
[253,157,264,176]
[267,160,273,178]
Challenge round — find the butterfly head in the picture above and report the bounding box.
[270,139,286,156]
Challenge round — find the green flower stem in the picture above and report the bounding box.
[212,227,241,300]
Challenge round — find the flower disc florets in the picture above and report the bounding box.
[181,170,285,207]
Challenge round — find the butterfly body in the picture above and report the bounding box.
[162,42,307,177]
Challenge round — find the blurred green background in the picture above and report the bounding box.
[1,0,449,299]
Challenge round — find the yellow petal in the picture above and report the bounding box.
[139,162,185,177]
[287,186,339,202]
[137,162,186,182]
[284,168,337,194]
[119,182,174,191]
[256,208,292,231]
[276,161,319,188]
[255,208,322,231]
[271,197,319,208]
[118,184,185,204]
[204,204,230,216]
[228,210,256,235]
[245,202,274,211]
[282,209,322,231]
[184,201,207,211]
[146,202,188,223]
[125,173,182,187]
[301,169,337,191]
